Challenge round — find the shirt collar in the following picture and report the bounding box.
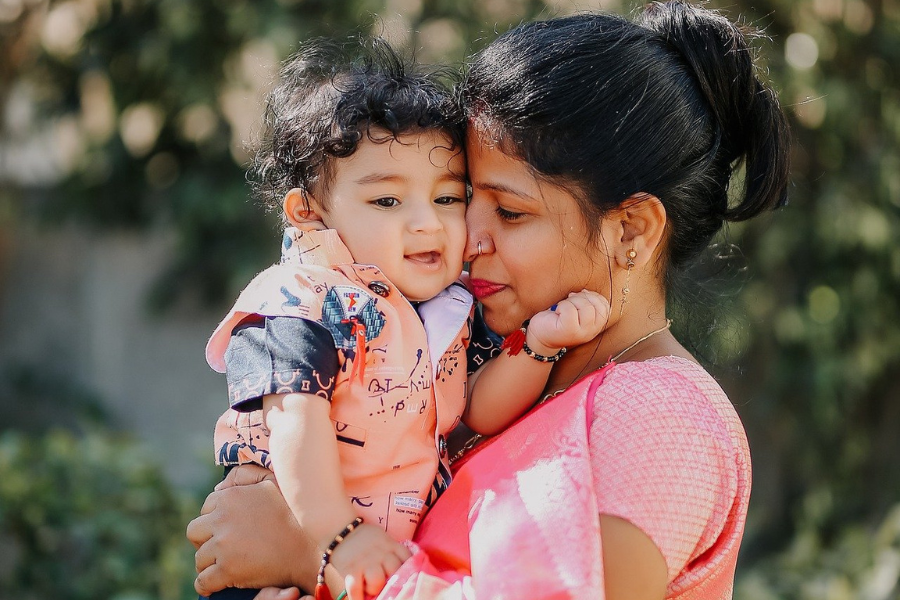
[280,227,354,267]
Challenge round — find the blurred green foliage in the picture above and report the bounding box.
[1,0,898,597]
[0,429,199,599]
[736,500,900,599]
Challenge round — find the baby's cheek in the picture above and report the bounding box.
[450,218,469,260]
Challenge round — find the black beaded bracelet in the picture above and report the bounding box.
[315,516,364,600]
[501,319,567,362]
[522,339,567,362]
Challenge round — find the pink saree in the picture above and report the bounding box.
[377,357,751,600]
[379,366,612,599]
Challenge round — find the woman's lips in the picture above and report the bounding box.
[469,278,507,300]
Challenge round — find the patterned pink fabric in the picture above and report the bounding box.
[590,357,750,599]
[377,357,751,599]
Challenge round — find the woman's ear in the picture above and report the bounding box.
[282,188,325,228]
[613,193,667,269]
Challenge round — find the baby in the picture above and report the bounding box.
[205,38,607,600]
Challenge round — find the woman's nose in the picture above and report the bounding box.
[465,201,492,262]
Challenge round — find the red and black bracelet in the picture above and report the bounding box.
[314,516,364,600]
[500,320,567,362]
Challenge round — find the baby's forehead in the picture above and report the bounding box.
[334,131,465,175]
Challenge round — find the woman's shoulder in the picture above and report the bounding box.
[589,356,749,458]
[587,356,752,586]
[596,356,736,417]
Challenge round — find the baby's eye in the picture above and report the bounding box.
[372,197,400,208]
[434,196,465,206]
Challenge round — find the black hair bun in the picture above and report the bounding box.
[640,1,791,222]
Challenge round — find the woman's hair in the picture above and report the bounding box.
[251,37,465,212]
[463,1,790,280]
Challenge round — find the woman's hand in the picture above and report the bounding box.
[214,462,276,490]
[186,464,320,596]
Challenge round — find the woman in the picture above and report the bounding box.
[187,2,790,598]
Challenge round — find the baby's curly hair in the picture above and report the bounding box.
[250,37,466,214]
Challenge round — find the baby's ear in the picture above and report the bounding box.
[283,188,325,228]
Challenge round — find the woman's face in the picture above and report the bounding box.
[466,128,613,337]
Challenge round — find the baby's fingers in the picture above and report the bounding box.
[395,542,412,563]
[562,291,601,325]
[363,564,387,597]
[551,297,581,331]
[381,551,405,579]
[345,573,363,600]
[575,290,610,327]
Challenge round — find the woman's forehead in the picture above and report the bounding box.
[467,136,578,211]
[466,133,537,191]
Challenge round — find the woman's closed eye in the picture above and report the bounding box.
[495,205,526,221]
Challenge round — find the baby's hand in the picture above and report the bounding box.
[330,523,411,600]
[526,289,610,354]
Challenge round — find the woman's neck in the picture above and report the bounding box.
[542,294,679,395]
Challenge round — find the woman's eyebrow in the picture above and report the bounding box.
[472,181,540,203]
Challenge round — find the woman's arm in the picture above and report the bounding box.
[600,515,667,600]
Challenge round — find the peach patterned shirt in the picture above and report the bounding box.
[206,228,473,542]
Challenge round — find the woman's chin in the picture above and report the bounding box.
[481,304,519,338]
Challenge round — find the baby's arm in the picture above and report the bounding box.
[463,289,609,435]
[263,394,411,599]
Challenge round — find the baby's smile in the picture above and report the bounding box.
[404,250,442,270]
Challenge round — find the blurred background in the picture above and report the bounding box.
[0,0,898,598]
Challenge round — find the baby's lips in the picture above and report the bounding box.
[405,251,440,263]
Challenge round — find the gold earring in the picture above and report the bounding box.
[619,248,637,318]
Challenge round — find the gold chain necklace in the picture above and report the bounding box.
[448,319,673,466]
[607,319,673,364]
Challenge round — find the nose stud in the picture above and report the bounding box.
[477,241,483,256]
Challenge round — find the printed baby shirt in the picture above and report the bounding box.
[206,228,474,540]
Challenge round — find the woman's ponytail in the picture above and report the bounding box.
[639,1,791,222]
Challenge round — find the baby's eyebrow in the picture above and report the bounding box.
[354,173,405,185]
[354,171,467,185]
[440,170,467,184]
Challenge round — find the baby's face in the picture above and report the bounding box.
[319,130,467,302]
